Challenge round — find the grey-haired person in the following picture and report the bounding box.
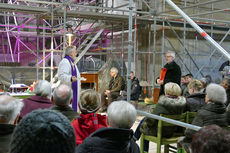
[157,51,181,96]
[184,83,228,144]
[76,101,140,153]
[50,84,77,121]
[0,95,23,153]
[19,80,52,119]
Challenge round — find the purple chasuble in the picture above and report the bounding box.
[64,55,78,112]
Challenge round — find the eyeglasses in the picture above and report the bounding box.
[165,55,172,58]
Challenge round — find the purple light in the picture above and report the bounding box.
[37,53,51,65]
[0,25,51,30]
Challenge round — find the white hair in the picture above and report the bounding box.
[110,67,118,74]
[33,80,51,97]
[107,101,136,129]
[166,50,175,59]
[65,46,76,56]
[0,95,24,124]
[53,84,73,106]
[206,83,227,104]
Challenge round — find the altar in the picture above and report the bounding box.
[80,73,98,91]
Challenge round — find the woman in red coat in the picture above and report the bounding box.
[72,89,108,145]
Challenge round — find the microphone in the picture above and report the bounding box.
[86,56,92,60]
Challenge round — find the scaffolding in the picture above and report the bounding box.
[0,0,230,98]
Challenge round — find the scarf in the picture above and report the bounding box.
[64,55,78,112]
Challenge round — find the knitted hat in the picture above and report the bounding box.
[10,109,76,153]
[79,89,101,113]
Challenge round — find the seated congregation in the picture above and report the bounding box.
[0,79,140,153]
[1,71,230,153]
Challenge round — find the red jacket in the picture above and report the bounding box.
[72,113,108,145]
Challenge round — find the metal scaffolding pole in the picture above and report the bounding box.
[63,4,67,57]
[194,28,230,77]
[43,22,45,80]
[161,0,165,68]
[189,8,230,18]
[133,8,137,76]
[5,14,14,62]
[211,55,224,73]
[158,0,226,15]
[166,21,204,77]
[17,28,20,63]
[127,0,133,102]
[162,14,230,25]
[137,110,201,131]
[36,16,39,81]
[166,37,192,74]
[210,1,214,70]
[183,0,186,72]
[111,23,113,53]
[153,0,157,89]
[50,3,54,84]
[148,24,151,97]
[121,23,124,76]
[165,0,230,61]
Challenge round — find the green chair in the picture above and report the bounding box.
[177,112,197,153]
[140,113,187,153]
[186,112,197,124]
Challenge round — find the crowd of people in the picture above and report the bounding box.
[0,83,140,153]
[1,46,230,153]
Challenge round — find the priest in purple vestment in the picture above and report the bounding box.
[58,46,81,112]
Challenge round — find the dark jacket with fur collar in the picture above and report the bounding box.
[140,95,186,137]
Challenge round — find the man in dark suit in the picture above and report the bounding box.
[157,51,181,96]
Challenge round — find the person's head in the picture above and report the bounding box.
[205,83,226,104]
[66,46,77,60]
[181,76,186,84]
[199,77,208,89]
[191,125,230,153]
[52,84,73,106]
[164,82,181,97]
[79,89,100,114]
[107,101,136,129]
[0,95,23,124]
[165,51,175,64]
[110,67,118,78]
[188,80,203,94]
[10,109,76,153]
[185,73,193,83]
[130,71,134,80]
[33,80,51,98]
[221,77,230,90]
[205,75,212,85]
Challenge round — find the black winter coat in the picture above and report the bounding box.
[184,102,227,142]
[50,105,77,122]
[131,77,141,101]
[159,61,181,96]
[186,92,206,112]
[76,127,140,153]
